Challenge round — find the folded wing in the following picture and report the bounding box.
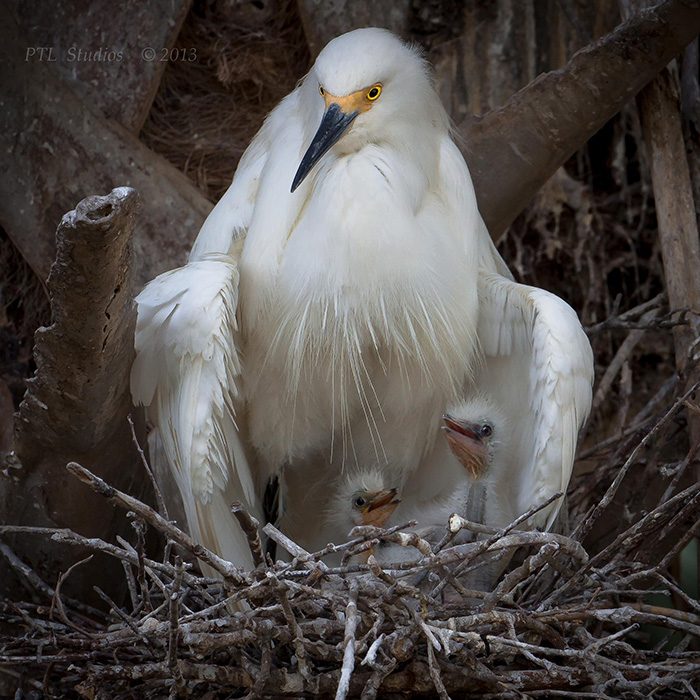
[131,254,260,569]
[475,271,594,531]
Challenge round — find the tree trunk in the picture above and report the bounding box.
[428,0,619,121]
[296,0,411,57]
[0,3,212,290]
[0,188,143,600]
[8,0,193,133]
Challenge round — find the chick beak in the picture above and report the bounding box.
[291,103,358,192]
[361,488,401,528]
[442,414,487,480]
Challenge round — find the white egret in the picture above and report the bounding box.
[440,394,511,529]
[429,274,595,536]
[442,399,504,480]
[131,27,593,569]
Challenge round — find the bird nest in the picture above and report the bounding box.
[1,371,699,698]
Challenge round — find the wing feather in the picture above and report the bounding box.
[131,254,260,569]
[130,110,277,569]
[476,272,594,530]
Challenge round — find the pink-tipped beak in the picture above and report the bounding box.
[442,414,487,480]
[362,489,401,528]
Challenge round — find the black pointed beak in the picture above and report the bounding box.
[291,103,358,192]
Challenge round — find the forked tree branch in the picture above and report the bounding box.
[462,0,700,237]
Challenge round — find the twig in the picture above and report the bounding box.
[572,382,699,542]
[120,558,140,611]
[51,556,96,638]
[128,414,169,521]
[232,501,265,568]
[66,462,246,584]
[431,493,564,597]
[271,574,312,683]
[0,539,55,603]
[0,540,103,620]
[585,292,665,334]
[426,642,450,700]
[263,522,312,561]
[167,558,185,696]
[132,518,152,611]
[592,307,659,413]
[336,579,359,700]
[92,585,153,648]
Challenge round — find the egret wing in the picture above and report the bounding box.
[131,254,260,569]
[475,271,593,530]
[188,120,270,260]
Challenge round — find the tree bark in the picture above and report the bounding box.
[0,381,13,455]
[636,69,700,378]
[7,0,193,134]
[462,0,700,237]
[428,1,619,121]
[681,39,700,235]
[0,188,143,600]
[618,8,700,590]
[0,3,212,290]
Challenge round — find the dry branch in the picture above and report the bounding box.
[66,462,246,586]
[231,502,265,569]
[624,0,700,445]
[463,0,700,237]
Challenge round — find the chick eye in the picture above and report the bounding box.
[353,496,367,508]
[366,84,382,101]
[480,424,493,438]
[319,85,325,96]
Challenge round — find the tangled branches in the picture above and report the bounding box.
[1,380,699,699]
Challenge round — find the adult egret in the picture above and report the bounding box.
[131,28,593,569]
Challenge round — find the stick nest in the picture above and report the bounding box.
[2,368,699,699]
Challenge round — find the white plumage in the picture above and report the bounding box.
[131,27,594,570]
[472,273,594,531]
[237,31,482,485]
[130,251,260,571]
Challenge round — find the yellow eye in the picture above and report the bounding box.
[319,85,325,96]
[366,84,382,101]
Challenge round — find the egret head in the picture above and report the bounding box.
[442,396,507,480]
[291,28,443,192]
[330,468,401,531]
